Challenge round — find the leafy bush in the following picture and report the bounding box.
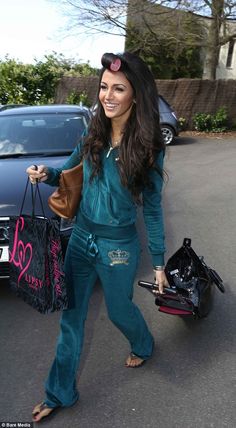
[193,112,212,132]
[66,90,90,107]
[193,107,228,132]
[211,107,228,132]
[0,54,97,105]
[179,117,187,130]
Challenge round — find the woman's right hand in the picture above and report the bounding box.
[26,165,49,184]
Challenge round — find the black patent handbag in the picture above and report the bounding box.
[138,238,225,318]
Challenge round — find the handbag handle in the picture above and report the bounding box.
[20,167,46,218]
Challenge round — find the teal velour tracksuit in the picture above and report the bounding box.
[43,142,165,408]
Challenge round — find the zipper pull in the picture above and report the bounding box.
[106,146,113,158]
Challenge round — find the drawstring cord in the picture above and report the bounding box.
[86,234,98,258]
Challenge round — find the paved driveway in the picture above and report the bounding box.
[0,136,235,428]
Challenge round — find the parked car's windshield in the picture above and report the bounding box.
[0,113,87,156]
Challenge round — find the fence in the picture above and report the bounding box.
[55,77,236,129]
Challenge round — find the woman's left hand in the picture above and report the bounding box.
[153,269,169,294]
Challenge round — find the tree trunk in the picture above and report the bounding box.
[203,0,224,79]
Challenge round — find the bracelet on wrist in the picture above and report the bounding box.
[153,265,165,271]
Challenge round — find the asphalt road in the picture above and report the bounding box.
[0,135,235,428]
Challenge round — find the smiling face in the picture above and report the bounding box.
[99,69,134,125]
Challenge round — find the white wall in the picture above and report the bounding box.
[216,41,236,79]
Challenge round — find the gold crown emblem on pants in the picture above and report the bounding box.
[108,249,130,266]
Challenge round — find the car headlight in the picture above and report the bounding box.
[60,217,76,232]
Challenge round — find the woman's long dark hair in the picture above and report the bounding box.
[83,52,165,200]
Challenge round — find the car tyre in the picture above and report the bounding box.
[161,125,175,145]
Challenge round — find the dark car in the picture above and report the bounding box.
[0,104,28,112]
[0,104,91,279]
[158,95,179,145]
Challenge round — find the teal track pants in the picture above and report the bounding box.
[44,225,154,408]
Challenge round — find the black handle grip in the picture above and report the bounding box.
[138,280,177,295]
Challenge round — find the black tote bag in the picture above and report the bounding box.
[9,178,68,314]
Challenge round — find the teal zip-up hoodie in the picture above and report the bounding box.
[46,143,165,266]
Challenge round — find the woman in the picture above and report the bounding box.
[27,52,168,422]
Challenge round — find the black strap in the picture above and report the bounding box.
[20,177,30,216]
[34,181,46,218]
[20,177,45,218]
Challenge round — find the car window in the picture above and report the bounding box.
[0,113,88,156]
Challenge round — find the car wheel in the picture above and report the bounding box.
[161,125,175,145]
